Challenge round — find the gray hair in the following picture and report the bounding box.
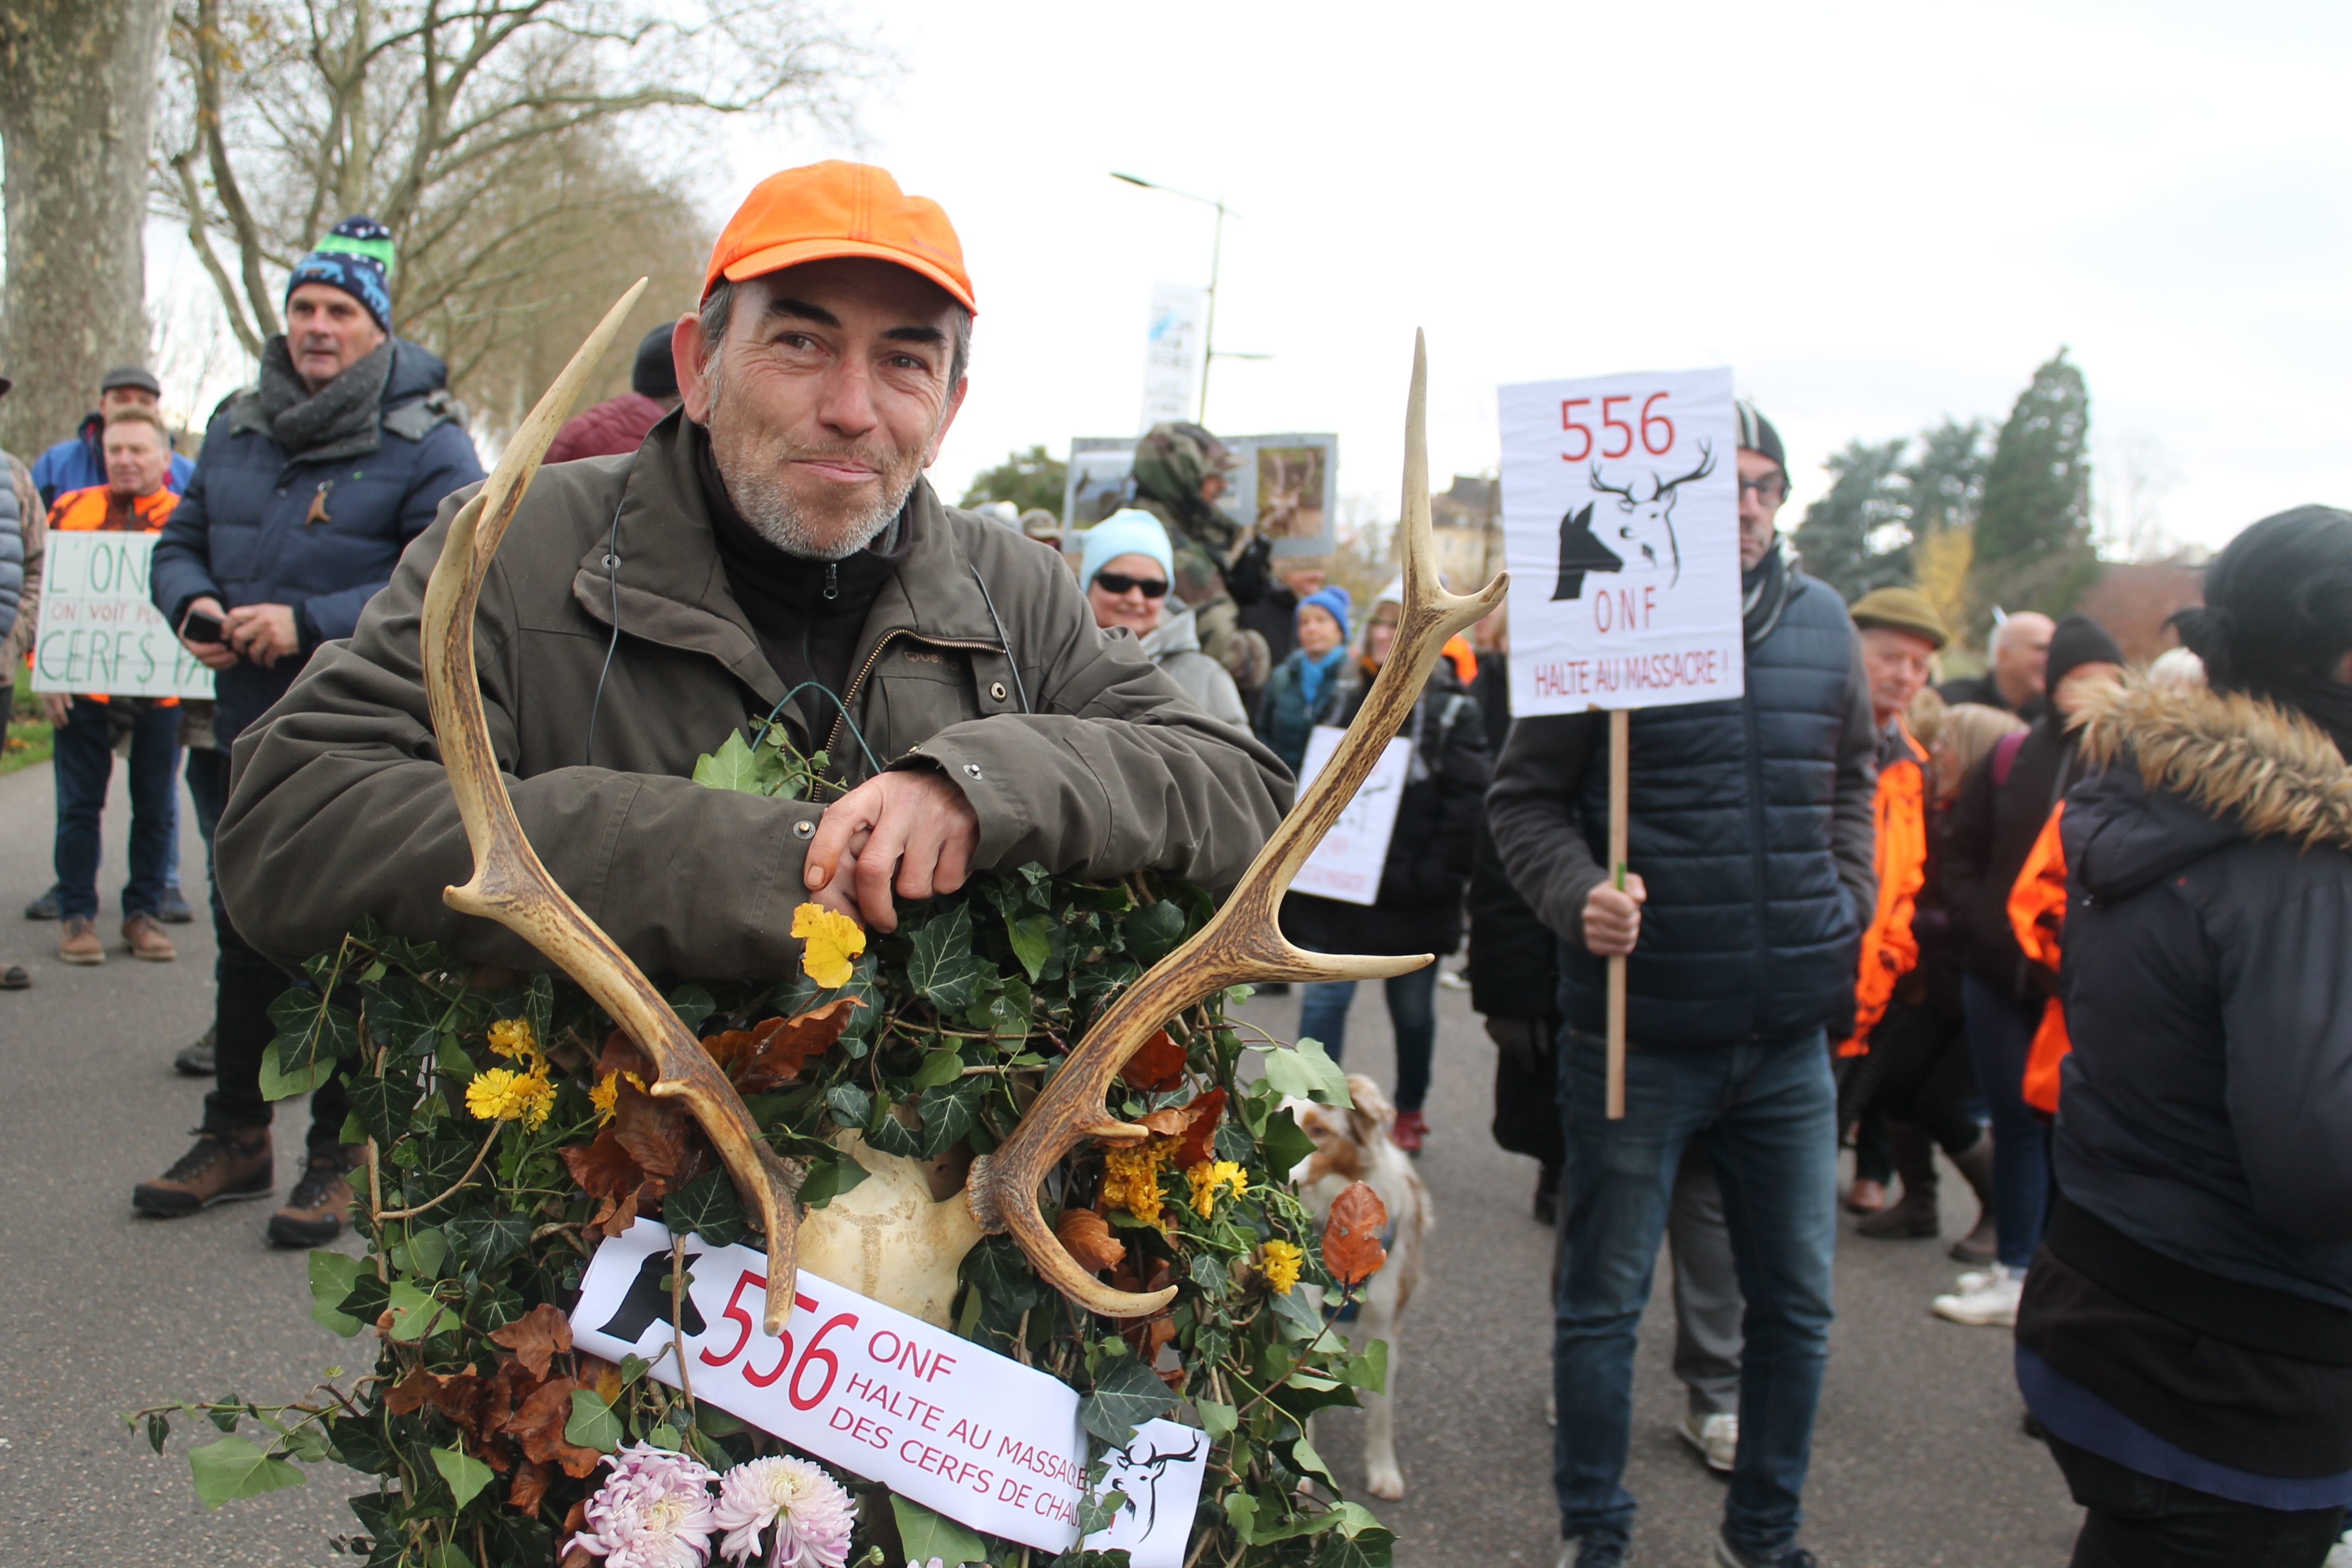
[698,277,971,389]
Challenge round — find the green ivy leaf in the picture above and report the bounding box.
[431,1444,495,1510]
[446,1212,530,1273]
[664,1166,747,1247]
[189,1435,306,1509]
[692,729,782,794]
[565,1389,623,1453]
[1258,1104,1317,1180]
[1125,899,1188,965]
[907,905,982,1009]
[258,1038,336,1102]
[1004,913,1056,982]
[797,1152,872,1210]
[1079,1352,1179,1445]
[909,1049,966,1090]
[824,1083,871,1128]
[667,985,717,1035]
[144,1411,171,1455]
[890,1494,988,1567]
[383,1280,450,1342]
[1197,1398,1237,1440]
[390,1227,449,1281]
[1287,1431,1337,1488]
[961,1234,1044,1315]
[917,1078,984,1158]
[307,1250,366,1337]
[1262,1038,1354,1107]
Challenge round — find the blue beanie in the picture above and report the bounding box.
[286,216,395,333]
[1079,509,1175,590]
[1298,585,1352,643]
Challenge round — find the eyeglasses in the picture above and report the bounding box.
[1094,571,1169,599]
[1739,476,1788,505]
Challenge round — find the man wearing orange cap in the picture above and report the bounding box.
[212,162,1289,990]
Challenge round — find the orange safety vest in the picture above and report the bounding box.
[45,484,183,705]
[2008,802,2071,1113]
[1835,719,1929,1058]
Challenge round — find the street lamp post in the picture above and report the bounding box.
[1112,171,1267,423]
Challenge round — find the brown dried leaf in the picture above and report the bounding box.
[508,1458,554,1515]
[1119,1028,1188,1092]
[504,1375,606,1479]
[1054,1208,1126,1273]
[383,1364,435,1417]
[559,1499,594,1568]
[1136,1087,1227,1169]
[596,1030,652,1082]
[612,1076,704,1190]
[560,1126,645,1202]
[732,999,859,1093]
[700,1029,758,1078]
[1322,1180,1390,1287]
[488,1303,574,1380]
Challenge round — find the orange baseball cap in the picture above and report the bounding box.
[703,161,974,313]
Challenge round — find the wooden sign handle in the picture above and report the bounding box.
[1605,707,1630,1120]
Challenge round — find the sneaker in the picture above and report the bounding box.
[158,885,195,924]
[23,885,60,921]
[1678,1409,1738,1473]
[133,1129,274,1216]
[267,1147,362,1248]
[173,1027,217,1077]
[1932,1262,2025,1326]
[1437,967,1471,992]
[1558,1533,1629,1568]
[122,912,176,962]
[58,916,104,965]
[1714,1531,1819,1568]
[2323,1529,2351,1568]
[1390,1108,1429,1155]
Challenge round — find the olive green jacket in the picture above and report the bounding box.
[216,416,1292,977]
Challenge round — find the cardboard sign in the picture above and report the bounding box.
[1286,726,1411,905]
[569,1221,1206,1564]
[1497,368,1743,716]
[30,532,215,700]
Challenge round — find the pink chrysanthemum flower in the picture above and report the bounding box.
[712,1455,857,1568]
[571,1442,720,1568]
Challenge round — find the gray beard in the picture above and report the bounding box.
[727,462,908,561]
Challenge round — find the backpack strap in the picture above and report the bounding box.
[1991,728,2028,787]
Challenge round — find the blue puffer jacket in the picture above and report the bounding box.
[32,412,194,508]
[1489,564,1879,1046]
[151,339,483,743]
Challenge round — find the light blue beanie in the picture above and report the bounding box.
[1079,508,1175,590]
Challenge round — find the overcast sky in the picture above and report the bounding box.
[698,0,2349,560]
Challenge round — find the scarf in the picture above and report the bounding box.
[1295,645,1348,714]
[240,336,395,464]
[1741,542,1798,647]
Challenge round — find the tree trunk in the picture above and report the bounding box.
[0,0,170,462]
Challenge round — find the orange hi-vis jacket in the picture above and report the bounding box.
[46,483,183,705]
[2008,802,2071,1113]
[1835,718,1929,1058]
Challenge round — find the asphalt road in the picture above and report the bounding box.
[0,755,2086,1567]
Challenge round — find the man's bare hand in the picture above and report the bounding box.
[802,768,980,933]
[1582,872,1648,957]
[40,692,71,728]
[224,602,301,668]
[178,596,239,671]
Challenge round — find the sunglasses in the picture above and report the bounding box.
[1095,571,1169,599]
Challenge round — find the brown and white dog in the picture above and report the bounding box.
[1288,1073,1434,1500]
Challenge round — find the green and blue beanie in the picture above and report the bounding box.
[286,216,395,332]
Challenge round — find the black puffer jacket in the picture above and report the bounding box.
[1940,713,2091,999]
[1488,565,1877,1045]
[1281,662,1491,959]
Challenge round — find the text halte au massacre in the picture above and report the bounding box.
[1528,646,1732,699]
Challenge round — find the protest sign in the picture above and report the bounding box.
[30,532,215,700]
[1496,367,1743,718]
[570,1219,1206,1565]
[1287,726,1411,905]
[1060,432,1338,559]
[1140,283,1208,429]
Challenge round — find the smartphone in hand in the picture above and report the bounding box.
[181,608,226,644]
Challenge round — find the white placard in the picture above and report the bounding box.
[1287,725,1411,905]
[1140,283,1208,431]
[30,532,215,700]
[1498,368,1743,716]
[569,1220,1206,1564]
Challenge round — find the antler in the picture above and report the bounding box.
[418,281,805,1335]
[965,331,1507,1316]
[1660,438,1716,491]
[1587,461,1636,500]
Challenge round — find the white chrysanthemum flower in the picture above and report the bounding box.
[712,1455,857,1568]
[570,1442,720,1568]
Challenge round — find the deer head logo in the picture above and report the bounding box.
[1551,440,1717,601]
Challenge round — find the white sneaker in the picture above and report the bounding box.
[2323,1528,2351,1568]
[1677,1409,1738,1473]
[1933,1262,2025,1326]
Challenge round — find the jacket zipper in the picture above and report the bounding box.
[1741,687,1773,1037]
[816,628,1009,801]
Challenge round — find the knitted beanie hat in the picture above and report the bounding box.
[285,216,395,333]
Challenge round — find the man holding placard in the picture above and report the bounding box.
[1490,389,1875,1568]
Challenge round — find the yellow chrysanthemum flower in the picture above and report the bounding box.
[792,903,865,990]
[485,1017,538,1063]
[466,1066,556,1131]
[1185,1159,1249,1218]
[589,1070,621,1125]
[1100,1144,1170,1228]
[1259,1238,1304,1295]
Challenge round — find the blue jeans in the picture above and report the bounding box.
[1962,974,2050,1270]
[1298,965,1439,1112]
[1553,1027,1838,1557]
[51,696,181,921]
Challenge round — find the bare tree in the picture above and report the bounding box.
[0,0,172,457]
[157,0,869,428]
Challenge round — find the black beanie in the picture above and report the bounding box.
[631,325,678,399]
[2173,505,2352,696]
[2044,612,2124,692]
[1736,400,1786,477]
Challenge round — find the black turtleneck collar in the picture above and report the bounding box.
[692,423,911,744]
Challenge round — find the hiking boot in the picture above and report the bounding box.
[1856,1123,1940,1239]
[122,912,176,962]
[173,1027,217,1077]
[158,885,195,924]
[267,1147,362,1248]
[1947,1130,1999,1264]
[23,885,60,920]
[133,1129,273,1216]
[58,916,104,965]
[1678,1409,1738,1473]
[1390,1108,1429,1155]
[1716,1531,1820,1568]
